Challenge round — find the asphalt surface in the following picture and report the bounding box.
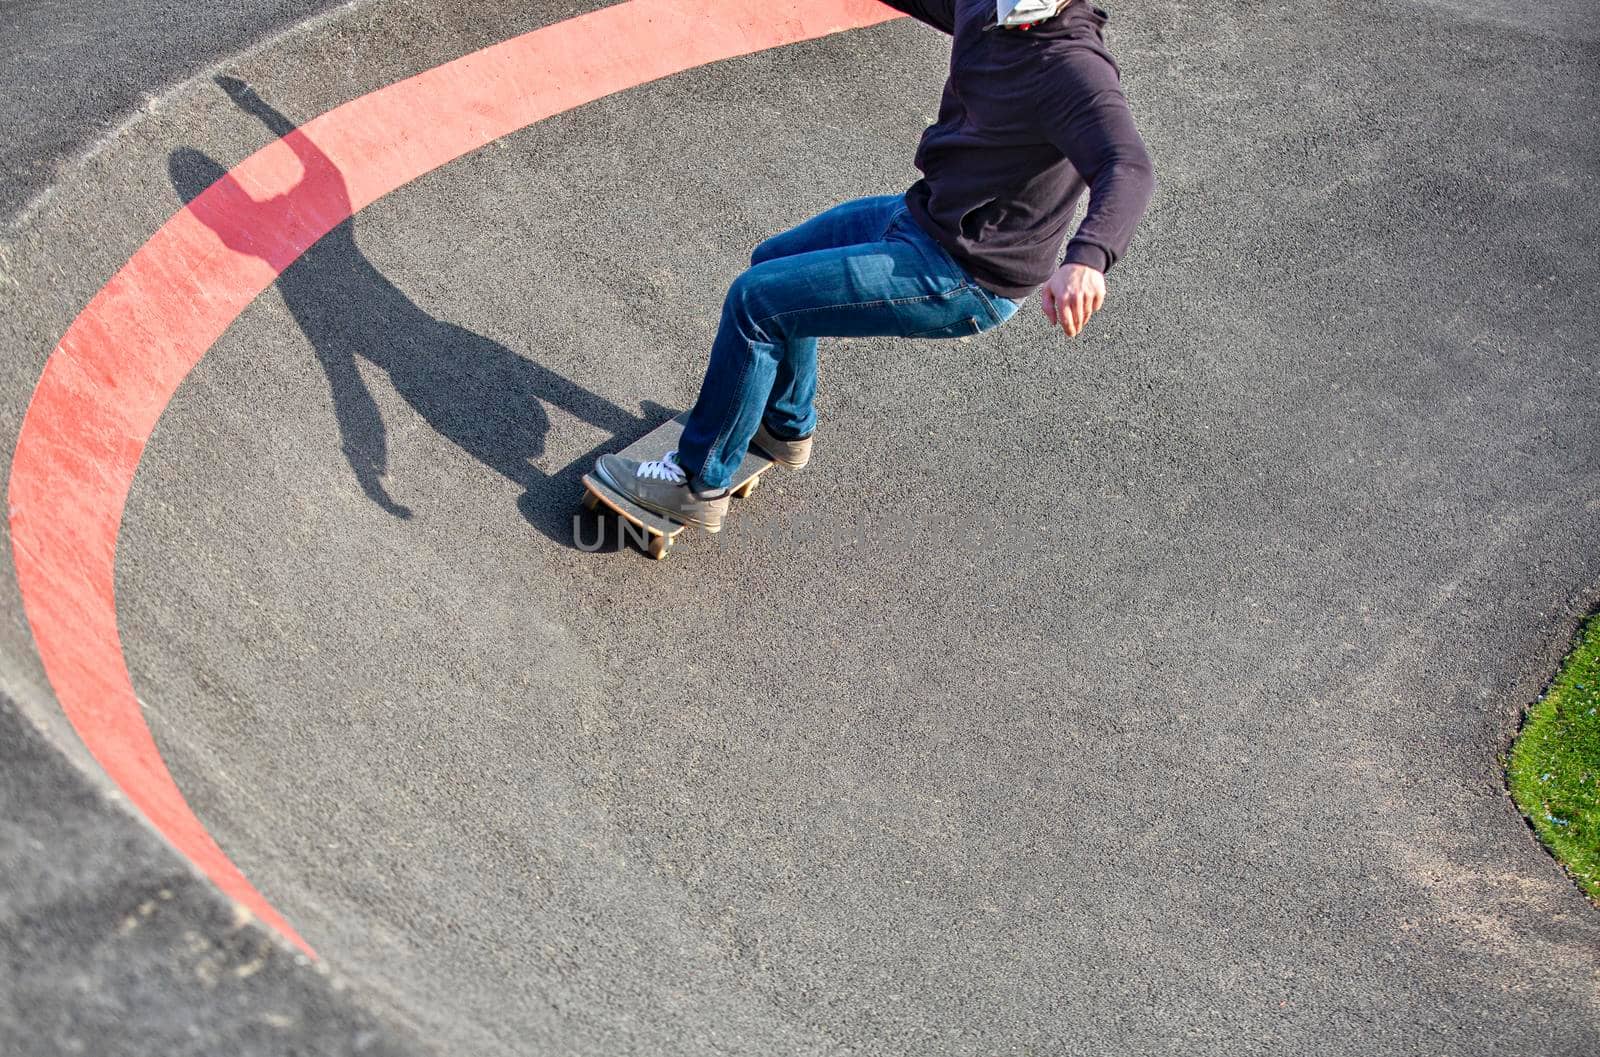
[0,692,424,1056]
[3,0,1599,1054]
[0,0,349,226]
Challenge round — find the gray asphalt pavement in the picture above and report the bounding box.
[0,0,350,226]
[2,0,1598,1054]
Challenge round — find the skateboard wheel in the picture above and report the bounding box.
[648,535,670,561]
[734,477,759,499]
[581,490,600,511]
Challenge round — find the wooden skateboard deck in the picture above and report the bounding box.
[580,411,774,560]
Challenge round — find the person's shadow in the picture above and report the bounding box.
[170,75,664,545]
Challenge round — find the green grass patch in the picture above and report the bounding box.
[1508,612,1600,902]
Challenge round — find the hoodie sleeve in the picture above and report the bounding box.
[878,0,958,34]
[1038,50,1155,273]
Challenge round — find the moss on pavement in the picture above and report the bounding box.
[1508,612,1600,902]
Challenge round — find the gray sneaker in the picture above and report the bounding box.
[752,422,813,470]
[594,449,729,532]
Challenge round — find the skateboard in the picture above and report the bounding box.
[580,411,773,560]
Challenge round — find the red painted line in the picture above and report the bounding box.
[8,0,902,955]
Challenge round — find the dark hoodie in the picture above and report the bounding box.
[883,0,1154,298]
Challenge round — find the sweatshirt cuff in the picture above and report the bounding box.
[1064,240,1111,273]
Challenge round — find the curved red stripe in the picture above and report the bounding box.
[8,0,902,955]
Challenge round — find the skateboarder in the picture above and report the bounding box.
[595,0,1154,531]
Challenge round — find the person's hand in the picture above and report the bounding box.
[1041,263,1106,338]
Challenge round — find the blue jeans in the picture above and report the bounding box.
[675,193,1022,489]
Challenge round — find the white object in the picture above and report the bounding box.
[996,0,1066,27]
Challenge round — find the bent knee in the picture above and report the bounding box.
[725,268,764,318]
[722,268,787,342]
[750,235,788,267]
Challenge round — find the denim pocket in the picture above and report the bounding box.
[907,314,984,340]
[974,288,1023,327]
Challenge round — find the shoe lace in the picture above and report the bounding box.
[636,450,687,484]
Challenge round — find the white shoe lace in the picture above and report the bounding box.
[636,450,687,485]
